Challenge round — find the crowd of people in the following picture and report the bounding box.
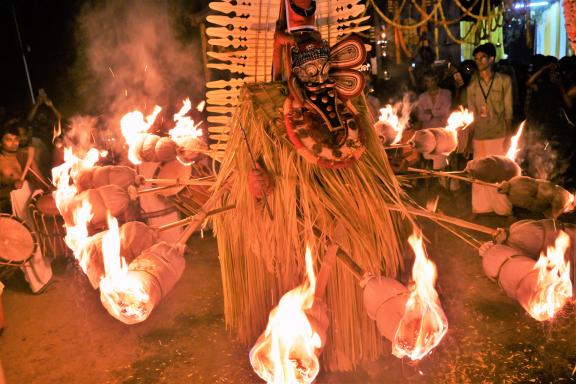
[371,42,576,218]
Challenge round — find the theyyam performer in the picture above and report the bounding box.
[210,0,415,371]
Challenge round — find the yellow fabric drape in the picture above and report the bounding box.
[460,9,505,61]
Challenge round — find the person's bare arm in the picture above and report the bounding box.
[27,90,46,122]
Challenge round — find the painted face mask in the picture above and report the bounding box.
[285,32,368,168]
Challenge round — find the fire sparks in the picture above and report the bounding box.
[120,105,162,164]
[505,120,525,161]
[527,231,572,321]
[249,246,323,384]
[392,232,448,360]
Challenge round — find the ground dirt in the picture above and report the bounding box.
[0,183,575,383]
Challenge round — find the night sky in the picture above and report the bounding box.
[0,0,82,114]
[0,0,209,118]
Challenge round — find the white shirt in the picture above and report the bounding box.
[416,88,452,128]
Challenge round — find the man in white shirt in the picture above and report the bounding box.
[416,70,452,169]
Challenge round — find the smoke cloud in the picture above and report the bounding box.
[71,0,203,138]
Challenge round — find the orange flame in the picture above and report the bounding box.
[52,147,104,220]
[505,120,525,161]
[527,231,572,321]
[120,106,162,164]
[51,147,106,272]
[445,106,474,133]
[377,94,413,145]
[249,246,322,384]
[99,213,150,322]
[392,232,448,360]
[169,99,205,165]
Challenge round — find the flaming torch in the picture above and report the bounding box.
[528,231,573,321]
[481,231,573,321]
[169,98,206,165]
[361,231,448,361]
[249,246,326,384]
[392,232,448,360]
[410,107,473,156]
[120,106,162,164]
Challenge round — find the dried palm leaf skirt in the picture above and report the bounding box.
[213,82,413,371]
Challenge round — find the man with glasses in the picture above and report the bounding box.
[466,43,514,216]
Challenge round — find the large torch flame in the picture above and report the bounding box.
[505,120,526,161]
[169,98,204,165]
[377,94,413,145]
[99,213,151,323]
[120,105,162,164]
[527,231,572,321]
[51,147,109,277]
[249,246,322,384]
[392,232,448,360]
[445,106,474,133]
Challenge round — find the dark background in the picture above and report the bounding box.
[0,0,82,114]
[0,0,210,117]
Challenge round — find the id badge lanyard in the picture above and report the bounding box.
[478,74,495,118]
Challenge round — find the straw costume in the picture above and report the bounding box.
[208,0,413,371]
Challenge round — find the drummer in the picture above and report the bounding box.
[0,119,51,209]
[0,121,53,293]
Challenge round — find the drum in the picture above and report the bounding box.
[29,192,72,259]
[0,214,38,279]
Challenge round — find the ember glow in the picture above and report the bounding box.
[249,246,322,384]
[120,105,162,164]
[527,231,573,321]
[392,232,448,360]
[505,120,526,161]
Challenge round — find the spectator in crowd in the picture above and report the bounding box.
[416,69,452,170]
[466,42,514,216]
[416,69,452,128]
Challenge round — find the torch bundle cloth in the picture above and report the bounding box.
[59,184,135,228]
[78,221,159,289]
[362,276,408,342]
[498,176,574,218]
[410,128,457,156]
[75,165,142,192]
[132,134,206,165]
[503,219,576,287]
[212,83,414,372]
[480,241,572,321]
[99,241,186,324]
[465,155,521,183]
